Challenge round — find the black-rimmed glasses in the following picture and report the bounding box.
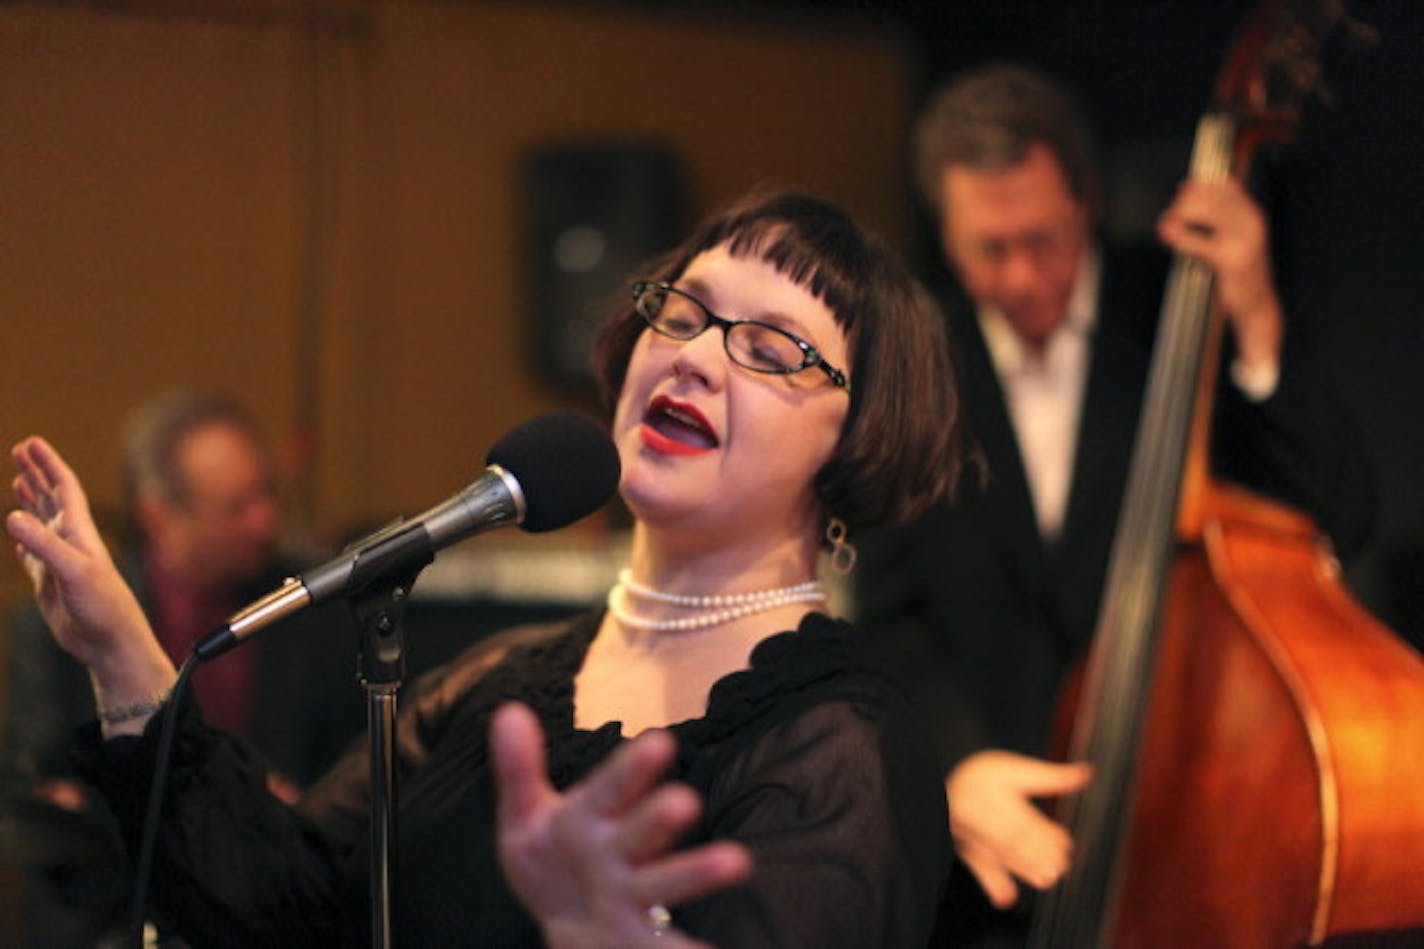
[631,281,850,391]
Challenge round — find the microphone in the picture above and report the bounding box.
[194,410,620,661]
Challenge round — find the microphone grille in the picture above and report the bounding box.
[486,410,620,532]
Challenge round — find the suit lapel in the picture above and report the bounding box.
[948,307,1052,598]
[1058,328,1148,560]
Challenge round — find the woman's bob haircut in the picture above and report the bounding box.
[591,190,965,533]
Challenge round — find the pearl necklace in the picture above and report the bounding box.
[608,568,827,633]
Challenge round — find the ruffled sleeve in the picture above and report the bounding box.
[72,699,352,947]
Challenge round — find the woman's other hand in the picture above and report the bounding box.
[491,702,751,948]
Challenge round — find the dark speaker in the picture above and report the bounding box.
[524,143,685,390]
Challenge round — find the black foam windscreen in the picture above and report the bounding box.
[485,410,620,532]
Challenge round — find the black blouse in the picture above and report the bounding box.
[76,611,949,947]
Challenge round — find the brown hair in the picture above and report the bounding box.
[591,190,964,532]
[913,62,1099,217]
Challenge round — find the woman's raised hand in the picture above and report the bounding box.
[8,436,175,734]
[490,702,752,949]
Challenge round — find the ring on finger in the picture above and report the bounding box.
[646,903,671,936]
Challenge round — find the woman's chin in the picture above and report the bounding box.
[619,477,712,532]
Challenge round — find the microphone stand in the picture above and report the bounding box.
[342,526,436,949]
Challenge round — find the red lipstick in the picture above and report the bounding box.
[639,423,715,455]
[640,395,718,455]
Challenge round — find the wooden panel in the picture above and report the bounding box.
[0,1,311,595]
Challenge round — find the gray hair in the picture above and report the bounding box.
[122,389,264,513]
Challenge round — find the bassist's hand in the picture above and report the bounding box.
[1157,178,1284,377]
[946,750,1091,908]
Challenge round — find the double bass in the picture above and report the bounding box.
[1031,2,1424,945]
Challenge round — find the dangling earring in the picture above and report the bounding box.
[825,516,857,575]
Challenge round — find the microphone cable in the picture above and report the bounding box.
[128,651,198,949]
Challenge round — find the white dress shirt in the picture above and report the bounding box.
[978,250,1100,541]
[977,246,1280,542]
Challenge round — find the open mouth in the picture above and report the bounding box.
[641,395,719,455]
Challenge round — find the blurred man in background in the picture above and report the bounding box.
[5,389,363,946]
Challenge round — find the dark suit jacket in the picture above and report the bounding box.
[855,241,1377,775]
[855,242,1377,945]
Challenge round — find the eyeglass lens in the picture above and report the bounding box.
[636,285,808,375]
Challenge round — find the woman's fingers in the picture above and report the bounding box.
[574,727,678,817]
[13,438,60,510]
[6,509,78,585]
[615,782,702,862]
[12,471,47,519]
[11,437,104,556]
[492,705,683,834]
[490,702,555,827]
[491,708,751,947]
[631,839,752,908]
[23,438,104,547]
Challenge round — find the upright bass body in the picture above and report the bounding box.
[1116,483,1424,946]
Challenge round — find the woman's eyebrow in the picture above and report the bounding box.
[676,276,711,297]
[746,301,822,339]
[754,310,812,337]
[677,275,819,339]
